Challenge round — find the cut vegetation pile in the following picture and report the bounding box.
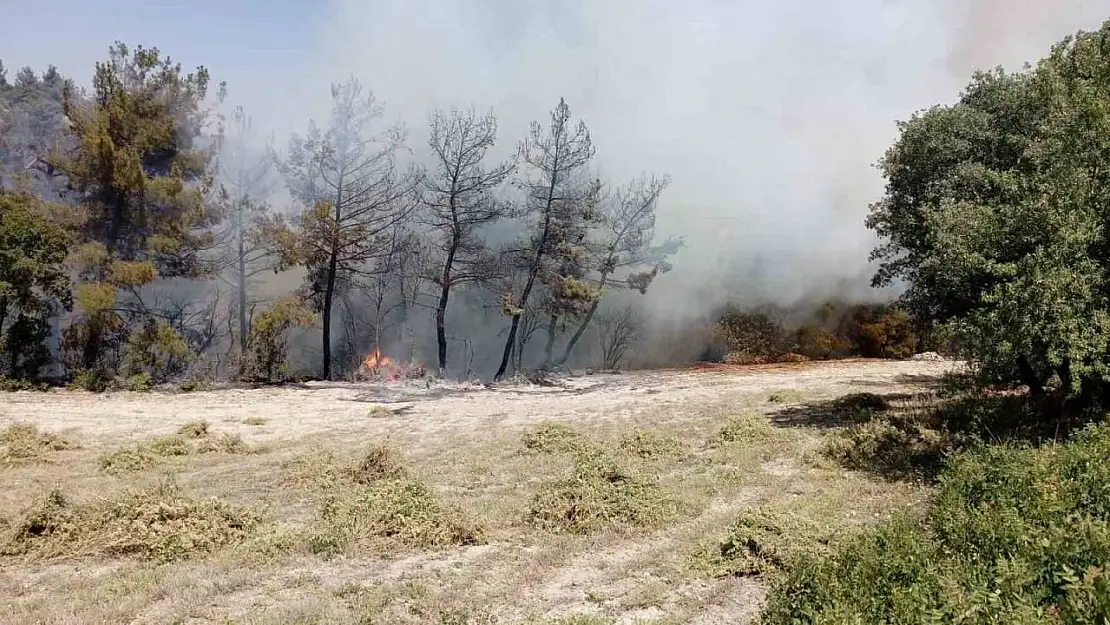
[1,481,261,563]
[702,506,837,578]
[294,444,485,557]
[99,421,251,475]
[0,423,72,466]
[528,449,680,534]
[711,413,775,447]
[521,421,594,455]
[760,422,1110,624]
[520,423,686,534]
[618,428,688,460]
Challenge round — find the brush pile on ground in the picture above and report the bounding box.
[98,421,251,475]
[521,421,684,534]
[290,444,484,557]
[0,481,260,563]
[0,423,72,466]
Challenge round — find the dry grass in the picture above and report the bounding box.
[0,422,72,466]
[0,360,955,624]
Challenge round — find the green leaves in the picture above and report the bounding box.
[868,20,1110,404]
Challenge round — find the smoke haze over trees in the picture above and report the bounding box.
[1,1,1109,385]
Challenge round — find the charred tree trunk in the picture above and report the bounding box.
[435,237,459,374]
[543,314,559,367]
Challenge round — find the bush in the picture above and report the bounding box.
[242,296,316,382]
[68,368,113,392]
[759,422,1110,624]
[0,377,49,392]
[0,481,261,563]
[527,449,679,534]
[121,320,193,383]
[718,308,785,361]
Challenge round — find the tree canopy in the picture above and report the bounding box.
[868,20,1110,410]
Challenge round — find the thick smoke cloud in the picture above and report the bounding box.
[301,0,1110,323]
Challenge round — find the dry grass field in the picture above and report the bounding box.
[0,359,954,624]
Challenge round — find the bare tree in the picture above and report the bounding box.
[494,98,600,381]
[212,105,278,356]
[422,107,515,375]
[555,174,680,366]
[597,303,642,370]
[270,76,420,379]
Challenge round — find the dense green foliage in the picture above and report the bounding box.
[868,21,1110,410]
[760,423,1110,624]
[0,191,72,379]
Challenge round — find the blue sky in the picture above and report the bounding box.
[0,0,323,129]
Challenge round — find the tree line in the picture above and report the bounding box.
[0,43,681,389]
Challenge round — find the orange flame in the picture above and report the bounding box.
[363,348,394,371]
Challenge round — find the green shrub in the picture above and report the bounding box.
[759,422,1110,624]
[0,377,49,392]
[69,368,113,392]
[125,372,152,391]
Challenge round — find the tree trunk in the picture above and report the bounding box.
[494,192,557,380]
[543,314,559,367]
[237,223,248,355]
[322,249,337,380]
[1017,355,1045,399]
[435,237,459,374]
[495,316,519,381]
[322,168,345,381]
[555,271,610,366]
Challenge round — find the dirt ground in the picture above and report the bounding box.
[0,358,954,625]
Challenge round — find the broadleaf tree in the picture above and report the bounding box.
[867,21,1110,413]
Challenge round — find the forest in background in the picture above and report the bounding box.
[0,43,926,391]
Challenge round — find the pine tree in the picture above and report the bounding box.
[58,42,223,373]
